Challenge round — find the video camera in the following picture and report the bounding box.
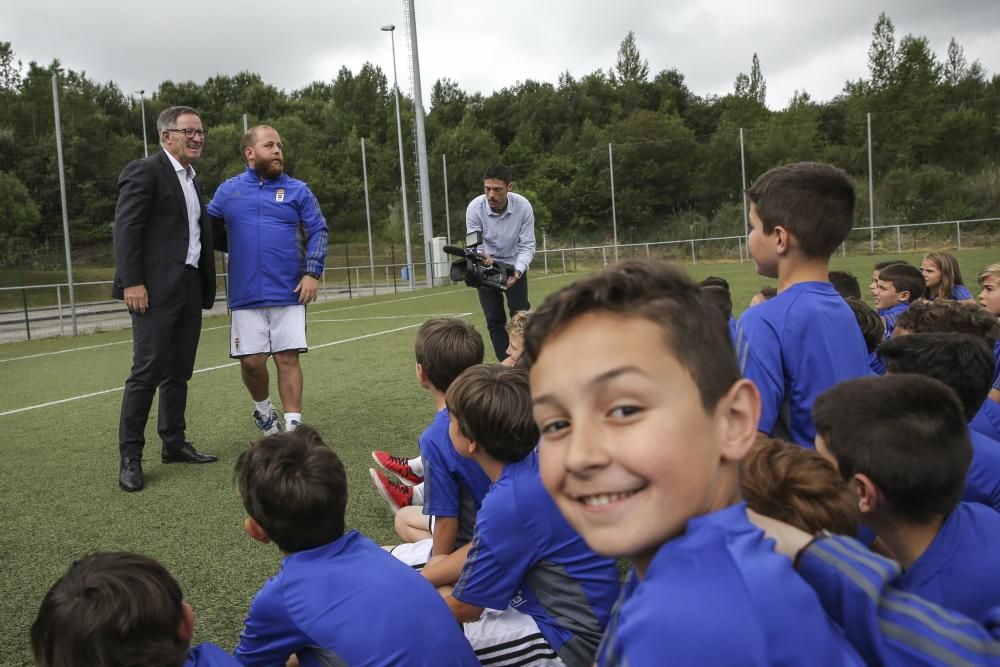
[444,231,515,292]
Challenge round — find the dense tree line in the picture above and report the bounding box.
[1,14,998,267]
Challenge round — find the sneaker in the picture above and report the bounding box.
[369,468,413,514]
[371,451,423,485]
[253,408,281,435]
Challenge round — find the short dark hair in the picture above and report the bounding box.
[812,374,971,523]
[741,438,858,536]
[701,284,733,321]
[747,162,856,259]
[483,164,512,183]
[874,260,908,272]
[828,270,861,299]
[523,260,739,412]
[879,333,995,420]
[414,318,485,392]
[699,276,730,290]
[32,552,188,667]
[894,299,1000,345]
[446,364,538,463]
[758,285,777,300]
[877,263,925,304]
[845,297,884,353]
[156,106,201,138]
[235,426,348,552]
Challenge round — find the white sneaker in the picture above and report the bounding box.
[253,408,281,435]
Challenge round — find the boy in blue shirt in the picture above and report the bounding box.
[813,374,1000,622]
[524,260,862,665]
[373,318,491,569]
[32,552,239,667]
[736,162,871,447]
[878,332,1000,513]
[873,262,924,339]
[424,364,620,667]
[234,427,478,666]
[751,511,1000,666]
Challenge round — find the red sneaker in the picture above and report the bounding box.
[369,468,414,514]
[371,451,423,486]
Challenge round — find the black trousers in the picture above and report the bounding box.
[119,269,203,458]
[477,273,530,361]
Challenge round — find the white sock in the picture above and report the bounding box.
[254,397,273,414]
[285,412,302,430]
[411,482,424,505]
[409,456,424,476]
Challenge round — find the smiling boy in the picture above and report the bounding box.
[523,260,862,665]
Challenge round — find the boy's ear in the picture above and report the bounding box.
[852,473,880,515]
[177,602,195,643]
[772,225,792,256]
[717,379,761,462]
[415,362,428,385]
[243,516,272,544]
[899,290,911,303]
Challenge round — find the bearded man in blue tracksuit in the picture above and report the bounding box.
[208,125,328,435]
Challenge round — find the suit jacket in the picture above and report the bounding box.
[112,150,216,309]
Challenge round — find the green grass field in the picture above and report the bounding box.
[0,248,996,665]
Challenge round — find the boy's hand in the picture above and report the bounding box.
[746,509,812,560]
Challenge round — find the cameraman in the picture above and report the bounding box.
[466,164,536,360]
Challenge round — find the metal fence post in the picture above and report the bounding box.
[896,225,901,253]
[602,246,607,267]
[561,249,566,273]
[956,221,962,250]
[543,231,548,275]
[345,243,352,299]
[690,240,696,265]
[645,243,650,259]
[57,285,64,336]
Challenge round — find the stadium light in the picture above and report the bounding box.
[134,89,149,158]
[381,24,415,289]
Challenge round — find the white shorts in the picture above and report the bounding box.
[464,607,564,666]
[388,538,433,570]
[230,306,307,357]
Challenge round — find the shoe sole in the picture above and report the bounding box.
[119,480,143,492]
[370,451,421,486]
[368,468,404,514]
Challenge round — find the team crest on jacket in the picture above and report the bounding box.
[275,189,285,202]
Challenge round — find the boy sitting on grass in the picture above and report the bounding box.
[813,374,1000,623]
[370,318,490,566]
[737,162,871,448]
[234,427,478,666]
[524,259,861,665]
[423,364,620,667]
[873,262,925,339]
[32,552,239,667]
[878,332,1000,513]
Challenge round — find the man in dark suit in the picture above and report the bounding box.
[113,105,218,492]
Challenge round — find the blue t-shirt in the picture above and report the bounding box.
[234,531,479,666]
[971,399,1000,444]
[992,340,1000,392]
[964,430,1000,513]
[596,503,861,666]
[184,644,239,667]
[877,302,909,340]
[728,315,738,349]
[736,281,871,447]
[869,350,886,376]
[953,284,974,300]
[421,408,492,546]
[898,502,1000,624]
[453,452,620,667]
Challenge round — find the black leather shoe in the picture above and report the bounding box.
[119,457,144,492]
[161,442,219,464]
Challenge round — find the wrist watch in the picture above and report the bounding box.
[305,271,321,280]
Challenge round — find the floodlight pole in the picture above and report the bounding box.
[53,75,78,335]
[382,24,415,289]
[135,89,149,158]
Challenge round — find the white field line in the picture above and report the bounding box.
[0,317,469,417]
[0,310,476,364]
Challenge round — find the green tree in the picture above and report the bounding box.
[613,31,649,85]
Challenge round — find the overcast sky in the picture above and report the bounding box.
[3,0,999,111]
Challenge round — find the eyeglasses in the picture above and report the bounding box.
[166,128,207,139]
